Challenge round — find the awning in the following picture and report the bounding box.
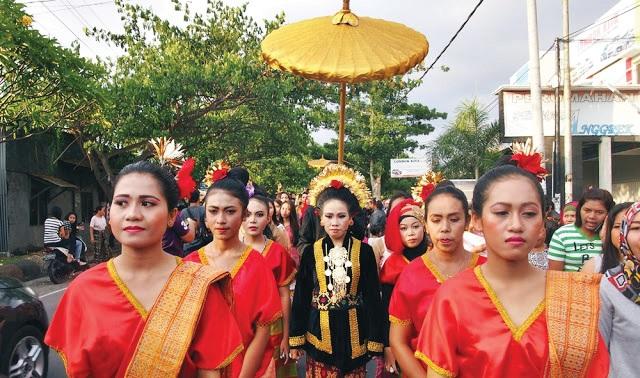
[29,173,78,189]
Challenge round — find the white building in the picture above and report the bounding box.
[496,0,640,202]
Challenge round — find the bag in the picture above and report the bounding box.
[183,207,213,254]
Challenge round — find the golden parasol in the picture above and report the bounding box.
[307,155,334,169]
[261,0,428,164]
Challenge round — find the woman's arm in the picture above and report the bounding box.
[278,285,291,363]
[238,325,270,378]
[427,369,448,378]
[598,280,614,347]
[390,324,426,377]
[197,369,221,378]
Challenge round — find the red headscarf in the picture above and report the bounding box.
[380,198,424,285]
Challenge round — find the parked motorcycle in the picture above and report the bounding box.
[44,239,89,284]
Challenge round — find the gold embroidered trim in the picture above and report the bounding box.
[546,271,601,378]
[349,308,367,358]
[51,346,71,378]
[126,262,230,377]
[348,239,366,359]
[474,266,544,342]
[422,254,446,283]
[107,259,148,319]
[281,268,297,287]
[349,238,361,296]
[214,344,244,370]
[310,240,333,353]
[289,335,306,347]
[262,239,274,257]
[389,315,412,326]
[257,311,283,328]
[414,351,456,377]
[367,341,384,353]
[198,248,209,265]
[230,245,253,278]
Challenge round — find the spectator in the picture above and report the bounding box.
[90,206,108,262]
[181,189,211,254]
[280,200,300,266]
[582,202,633,274]
[44,206,70,251]
[560,201,578,225]
[548,188,614,272]
[162,209,195,257]
[65,212,86,263]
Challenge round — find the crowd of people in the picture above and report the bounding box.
[42,142,639,378]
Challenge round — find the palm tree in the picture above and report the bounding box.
[431,99,502,179]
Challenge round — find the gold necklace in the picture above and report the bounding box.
[429,252,470,279]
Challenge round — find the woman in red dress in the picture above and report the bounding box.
[242,195,298,377]
[46,161,243,377]
[184,167,281,378]
[416,157,609,377]
[389,185,484,376]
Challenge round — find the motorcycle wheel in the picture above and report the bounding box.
[47,259,71,284]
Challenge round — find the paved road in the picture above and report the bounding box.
[27,277,68,378]
[26,277,378,378]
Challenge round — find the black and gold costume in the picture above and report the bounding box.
[289,236,384,372]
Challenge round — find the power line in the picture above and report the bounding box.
[32,1,112,15]
[41,1,98,55]
[567,3,640,39]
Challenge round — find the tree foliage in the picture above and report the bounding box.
[430,99,502,179]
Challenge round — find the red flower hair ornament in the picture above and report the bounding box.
[175,158,197,199]
[204,161,230,187]
[511,139,548,182]
[330,179,344,189]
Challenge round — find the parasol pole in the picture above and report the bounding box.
[338,82,346,164]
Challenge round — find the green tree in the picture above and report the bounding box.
[0,0,104,143]
[431,99,502,179]
[323,77,446,199]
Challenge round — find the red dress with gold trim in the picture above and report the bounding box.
[45,260,243,377]
[262,240,297,288]
[183,247,282,377]
[415,266,610,377]
[388,254,485,351]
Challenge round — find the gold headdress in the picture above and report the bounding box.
[411,171,445,204]
[149,137,184,169]
[308,164,371,208]
[203,160,231,187]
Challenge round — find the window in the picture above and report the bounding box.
[81,192,93,224]
[29,179,49,225]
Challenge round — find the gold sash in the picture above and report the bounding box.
[125,262,230,377]
[545,271,601,378]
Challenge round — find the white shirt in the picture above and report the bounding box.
[90,215,107,231]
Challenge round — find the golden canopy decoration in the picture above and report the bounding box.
[308,155,334,169]
[308,163,371,208]
[261,0,429,163]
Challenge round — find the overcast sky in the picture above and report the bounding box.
[24,0,620,152]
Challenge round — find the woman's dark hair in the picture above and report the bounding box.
[600,202,633,274]
[250,195,274,239]
[205,167,251,210]
[65,212,78,223]
[280,200,300,245]
[94,205,105,214]
[471,164,544,216]
[426,186,470,221]
[369,209,386,237]
[436,179,456,189]
[114,161,180,211]
[49,206,62,219]
[188,189,201,203]
[575,187,614,228]
[273,199,284,225]
[387,191,411,215]
[317,187,361,216]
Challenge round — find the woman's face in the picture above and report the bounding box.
[562,210,576,225]
[399,216,424,249]
[267,202,275,220]
[427,194,467,253]
[244,199,270,237]
[579,200,607,233]
[109,173,174,250]
[624,211,640,259]
[280,202,291,219]
[274,201,281,215]
[321,199,352,241]
[610,210,627,250]
[68,214,77,223]
[473,176,543,262]
[205,190,246,241]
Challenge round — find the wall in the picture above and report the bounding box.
[612,155,640,202]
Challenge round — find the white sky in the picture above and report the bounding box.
[23,0,620,153]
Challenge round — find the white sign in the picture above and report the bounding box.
[390,158,430,178]
[501,89,640,137]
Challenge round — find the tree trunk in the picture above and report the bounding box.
[369,160,382,200]
[474,164,480,180]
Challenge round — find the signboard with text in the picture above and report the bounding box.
[501,88,640,137]
[390,158,430,178]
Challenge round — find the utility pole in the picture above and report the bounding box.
[554,38,563,203]
[562,0,573,202]
[526,0,545,156]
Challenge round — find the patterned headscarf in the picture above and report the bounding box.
[605,202,640,305]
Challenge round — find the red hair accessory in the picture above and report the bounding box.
[330,179,344,189]
[204,161,230,186]
[419,183,436,202]
[175,158,197,199]
[511,139,548,182]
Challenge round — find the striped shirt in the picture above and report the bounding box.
[43,218,64,245]
[547,224,602,272]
